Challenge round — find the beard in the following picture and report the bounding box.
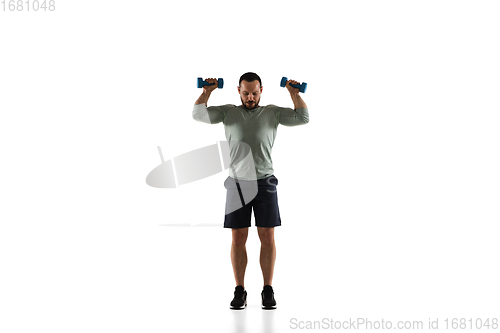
[241,97,260,110]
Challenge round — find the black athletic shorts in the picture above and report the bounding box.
[223,175,281,229]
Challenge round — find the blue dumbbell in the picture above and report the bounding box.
[280,77,307,93]
[197,77,224,89]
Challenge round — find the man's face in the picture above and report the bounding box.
[238,80,262,109]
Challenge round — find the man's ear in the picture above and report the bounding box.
[260,86,263,93]
[237,86,241,93]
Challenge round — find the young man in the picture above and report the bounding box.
[192,72,309,309]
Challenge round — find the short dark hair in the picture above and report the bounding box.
[239,72,262,88]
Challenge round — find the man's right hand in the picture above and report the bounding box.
[203,78,219,93]
[196,78,218,106]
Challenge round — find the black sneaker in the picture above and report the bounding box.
[261,285,277,309]
[230,285,247,309]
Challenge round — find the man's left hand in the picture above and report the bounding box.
[285,79,300,94]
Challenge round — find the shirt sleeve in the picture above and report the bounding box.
[192,103,231,124]
[271,105,309,126]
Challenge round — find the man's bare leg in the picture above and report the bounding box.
[231,227,249,288]
[257,227,276,287]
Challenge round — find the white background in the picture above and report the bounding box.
[1,0,499,332]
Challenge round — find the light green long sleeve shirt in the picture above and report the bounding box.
[193,103,309,180]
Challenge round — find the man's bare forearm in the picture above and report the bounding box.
[195,91,212,106]
[290,92,307,109]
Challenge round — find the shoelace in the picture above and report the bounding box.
[262,290,274,299]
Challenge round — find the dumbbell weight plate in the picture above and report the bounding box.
[280,77,288,87]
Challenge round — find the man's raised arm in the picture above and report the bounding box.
[286,79,308,110]
[192,78,227,124]
[195,78,218,106]
[272,79,309,126]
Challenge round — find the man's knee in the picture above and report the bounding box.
[232,228,248,247]
[257,227,275,246]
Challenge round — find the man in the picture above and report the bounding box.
[192,72,309,309]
